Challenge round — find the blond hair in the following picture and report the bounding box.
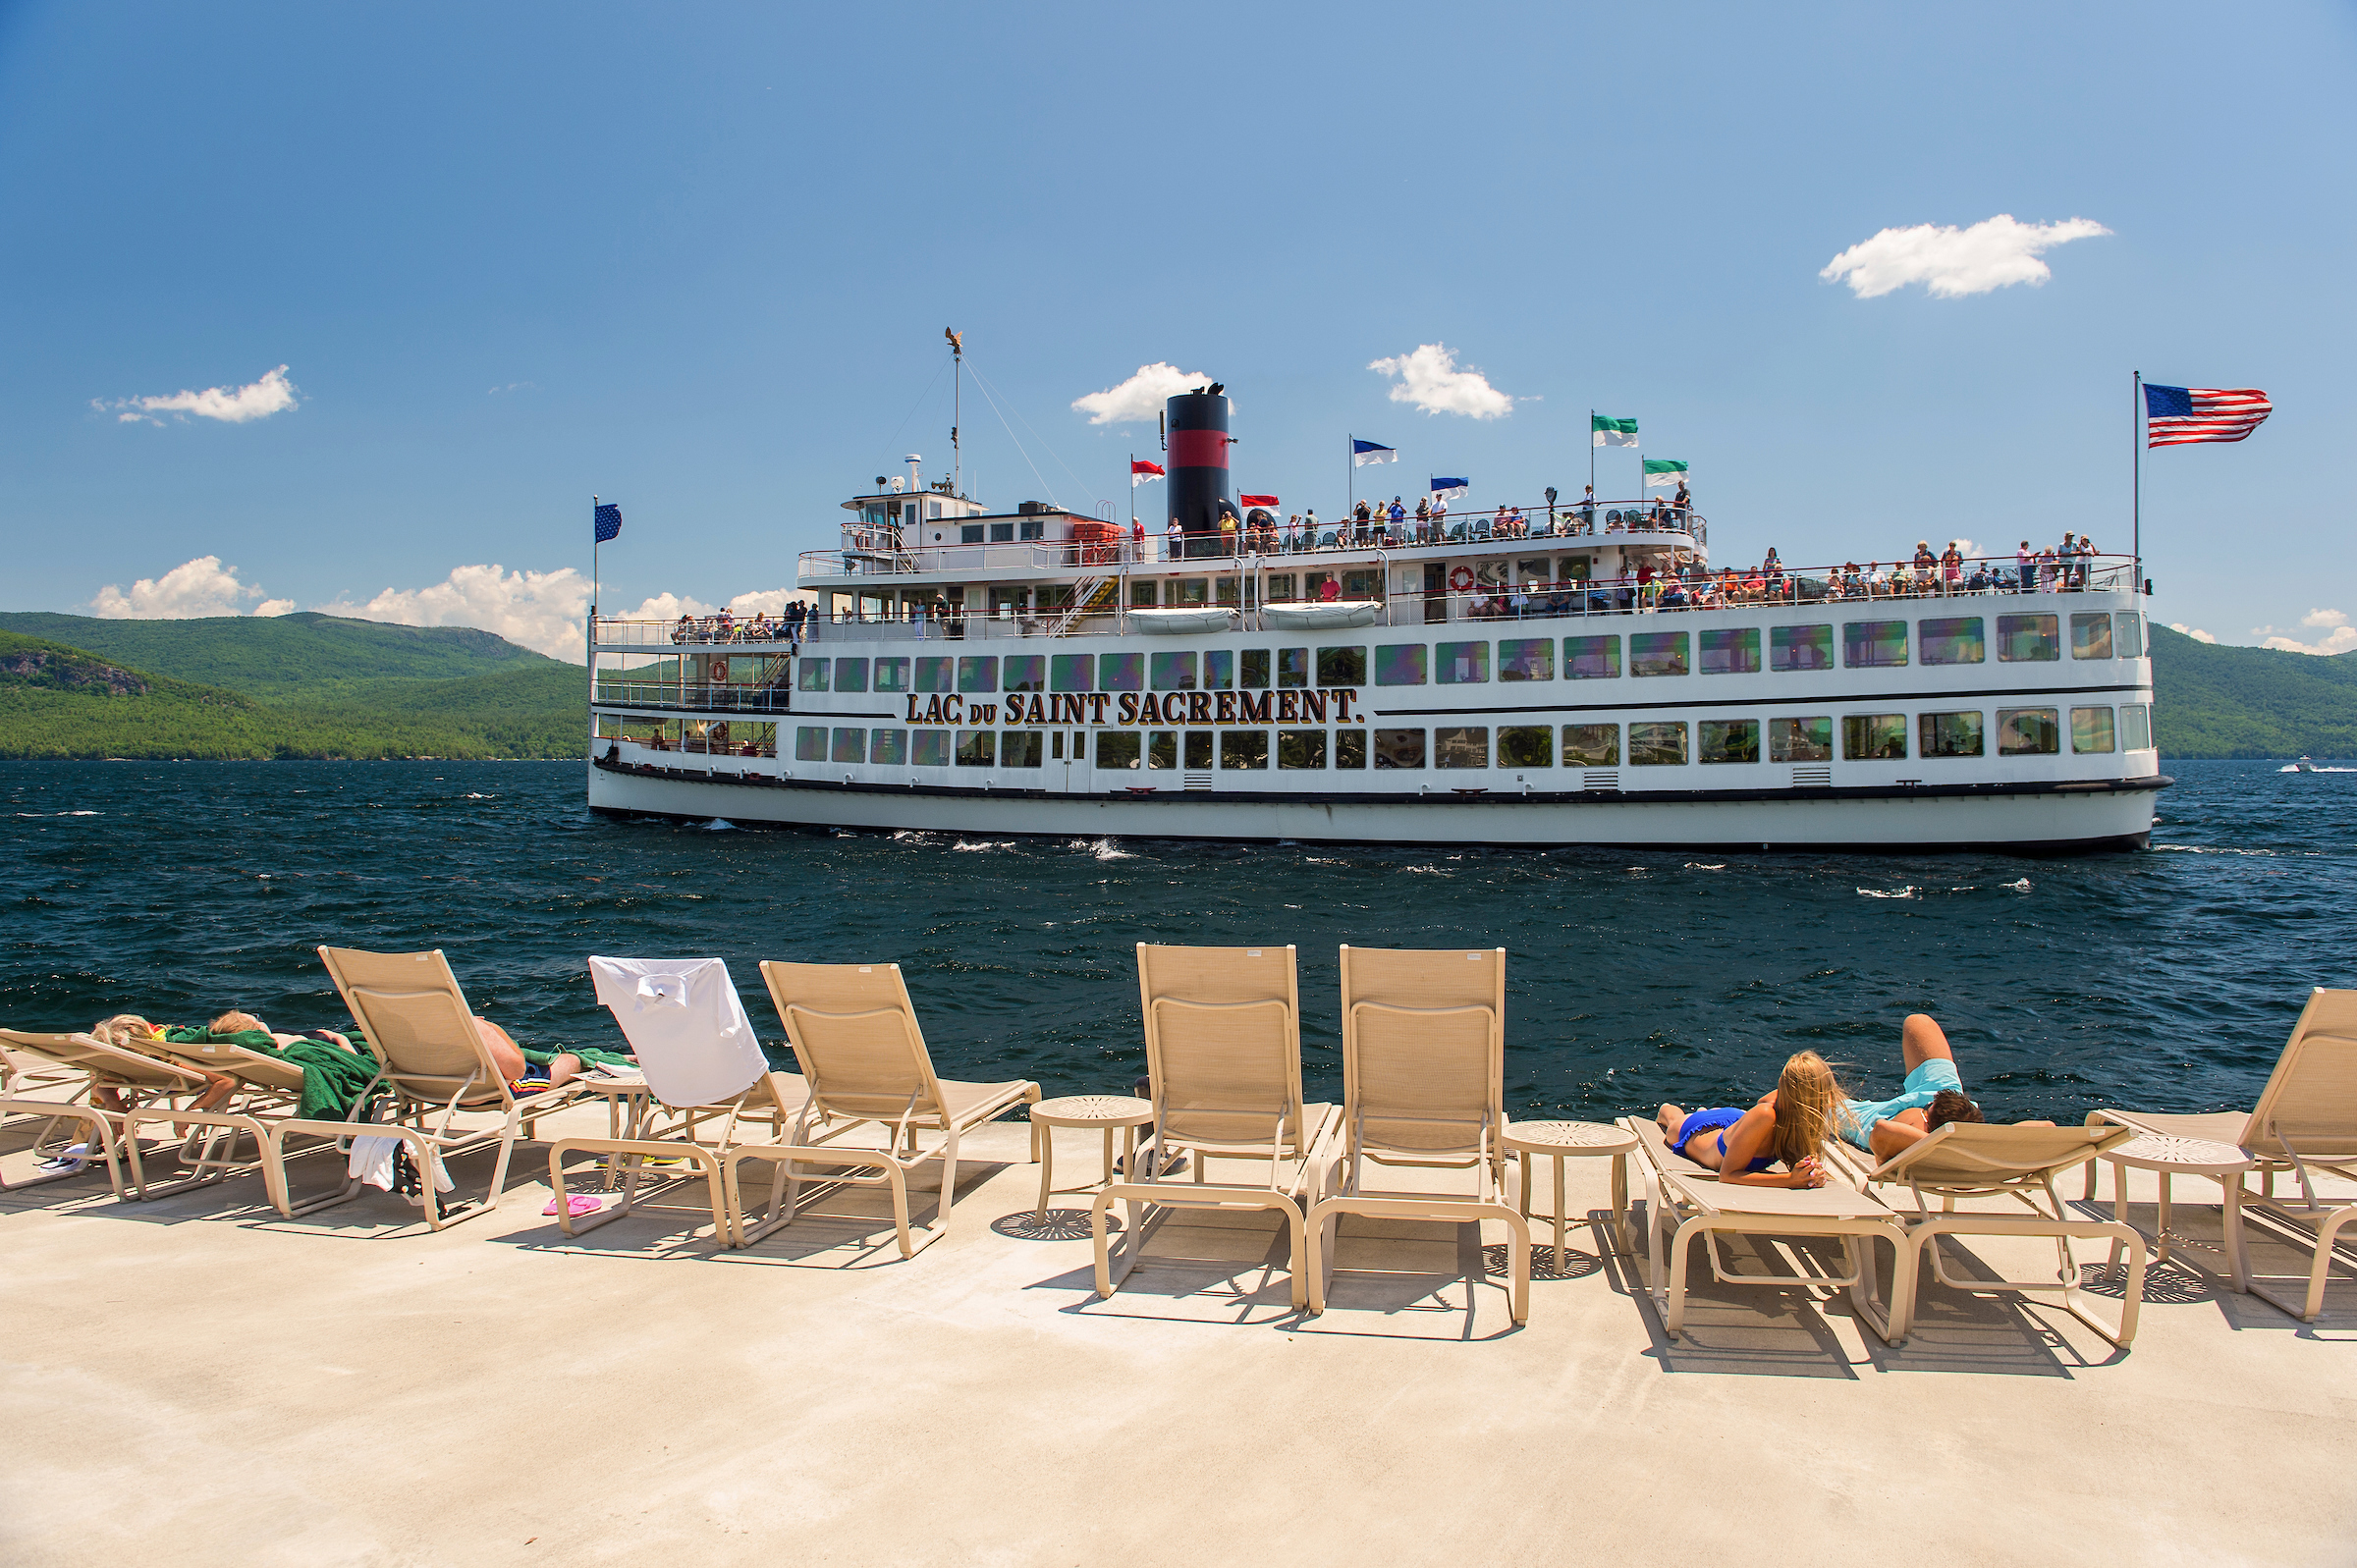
[1768,1051,1846,1168]
[89,1014,158,1048]
[208,1009,266,1035]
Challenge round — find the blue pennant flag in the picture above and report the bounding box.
[1429,476,1468,500]
[593,503,623,543]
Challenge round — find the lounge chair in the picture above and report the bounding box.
[293,946,594,1230]
[1622,1116,1912,1344]
[1303,946,1531,1324]
[125,1031,328,1205]
[1838,1122,2147,1345]
[545,956,813,1242]
[2086,987,2357,1321]
[0,1028,216,1198]
[743,960,1039,1257]
[1092,944,1342,1310]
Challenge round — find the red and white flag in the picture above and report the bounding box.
[1239,493,1279,509]
[1130,460,1165,487]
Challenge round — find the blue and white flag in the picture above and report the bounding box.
[593,502,623,543]
[1429,476,1468,501]
[1351,438,1397,467]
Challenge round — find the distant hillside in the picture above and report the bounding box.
[0,611,565,700]
[2151,624,2357,759]
[0,627,585,760]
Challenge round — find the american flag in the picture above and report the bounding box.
[2144,384,2271,449]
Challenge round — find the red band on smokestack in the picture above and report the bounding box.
[1168,429,1229,468]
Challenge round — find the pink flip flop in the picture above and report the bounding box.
[544,1194,603,1217]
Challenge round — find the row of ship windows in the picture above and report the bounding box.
[797,612,2144,693]
[790,705,2154,771]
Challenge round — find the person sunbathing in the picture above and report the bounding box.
[75,1013,238,1147]
[1654,1050,1842,1188]
[1841,1013,2051,1161]
[204,1007,599,1089]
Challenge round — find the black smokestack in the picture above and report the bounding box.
[1165,388,1233,559]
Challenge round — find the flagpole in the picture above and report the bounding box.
[1589,410,1595,498]
[591,494,600,624]
[2131,371,2142,585]
[1347,435,1354,515]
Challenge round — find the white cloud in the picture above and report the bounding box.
[1820,216,2110,299]
[1070,363,1214,425]
[1367,343,1513,419]
[2169,623,2218,644]
[2258,621,2357,656]
[104,365,300,425]
[314,565,592,661]
[90,556,294,619]
[2300,608,2348,629]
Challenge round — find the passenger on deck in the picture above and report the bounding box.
[2015,540,2035,592]
[672,614,693,645]
[1941,542,1964,591]
[1414,496,1430,539]
[1131,518,1147,559]
[1165,517,1183,561]
[1577,485,1597,533]
[1318,575,1341,603]
[1653,1051,1842,1188]
[1388,498,1405,532]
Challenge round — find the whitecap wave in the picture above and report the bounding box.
[1401,865,1449,875]
[1857,887,1917,899]
[2152,844,2275,857]
[1067,837,1133,861]
[703,818,739,832]
[952,839,1016,852]
[1684,863,1727,871]
[2002,877,2031,892]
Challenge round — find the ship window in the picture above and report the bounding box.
[1771,624,1835,673]
[2116,614,2145,659]
[1918,711,1984,758]
[928,502,942,519]
[1317,646,1367,686]
[1435,727,1489,768]
[960,525,985,544]
[1049,654,1092,692]
[2122,703,2152,750]
[1178,578,1210,605]
[1842,621,1909,669]
[1630,631,1689,677]
[1131,579,1158,607]
[1305,571,1336,601]
[1279,647,1310,687]
[1150,652,1197,690]
[869,730,907,766]
[1098,732,1141,770]
[1698,627,1760,676]
[1499,638,1553,681]
[1997,614,2059,662]
[1335,730,1368,769]
[1375,729,1427,769]
[1438,640,1489,684]
[1184,731,1214,769]
[1266,574,1297,603]
[1518,558,1553,585]
[1698,720,1760,764]
[1004,655,1044,693]
[1919,618,1985,666]
[832,728,865,765]
[956,731,997,767]
[1998,707,2060,756]
[1018,519,1045,541]
[909,731,949,767]
[1566,634,1621,679]
[1217,578,1241,608]
[1375,644,1427,685]
[1001,731,1044,768]
[797,660,830,692]
[2071,707,2116,753]
[915,656,954,693]
[1628,722,1688,766]
[1562,725,1619,767]
[1100,652,1143,691]
[1498,726,1553,767]
[958,656,998,693]
[2071,613,2113,660]
[1278,730,1327,769]
[795,726,827,761]
[1205,650,1234,689]
[1343,569,1379,599]
[834,658,869,693]
[1559,556,1592,582]
[1769,717,1832,763]
[874,657,910,693]
[1221,730,1270,770]
[988,522,1015,543]
[1842,714,1908,760]
[1241,649,1271,688]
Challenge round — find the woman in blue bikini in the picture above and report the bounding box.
[1654,1050,1844,1188]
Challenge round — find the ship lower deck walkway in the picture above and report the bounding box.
[4,1108,2347,1563]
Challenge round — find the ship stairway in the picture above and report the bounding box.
[1046,577,1116,636]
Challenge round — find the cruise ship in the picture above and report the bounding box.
[585,388,2165,851]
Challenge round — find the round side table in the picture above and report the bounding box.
[2099,1132,2257,1289]
[1503,1120,1639,1269]
[1028,1095,1157,1221]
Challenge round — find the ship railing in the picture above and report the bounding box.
[591,618,805,649]
[594,681,795,713]
[791,556,2140,643]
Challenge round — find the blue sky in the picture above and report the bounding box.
[3,2,2351,659]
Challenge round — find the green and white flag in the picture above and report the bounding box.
[1642,459,1688,488]
[1592,414,1639,448]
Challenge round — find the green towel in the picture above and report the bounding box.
[521,1046,634,1070]
[160,1027,379,1120]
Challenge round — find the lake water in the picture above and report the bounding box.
[4,759,2349,1124]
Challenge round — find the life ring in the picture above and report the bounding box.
[1449,566,1476,593]
[708,657,729,683]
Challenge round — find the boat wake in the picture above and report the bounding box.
[1068,837,1134,861]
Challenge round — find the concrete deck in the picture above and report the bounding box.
[3,1106,2351,1567]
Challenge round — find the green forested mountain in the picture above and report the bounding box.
[0,611,561,699]
[2149,623,2357,758]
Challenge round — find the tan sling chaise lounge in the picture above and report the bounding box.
[123,1030,332,1206]
[1303,946,1532,1324]
[289,946,594,1230]
[1623,1115,1913,1344]
[0,1028,216,1199]
[2085,987,2357,1322]
[1838,1122,2147,1345]
[1093,944,1342,1311]
[744,959,1039,1258]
